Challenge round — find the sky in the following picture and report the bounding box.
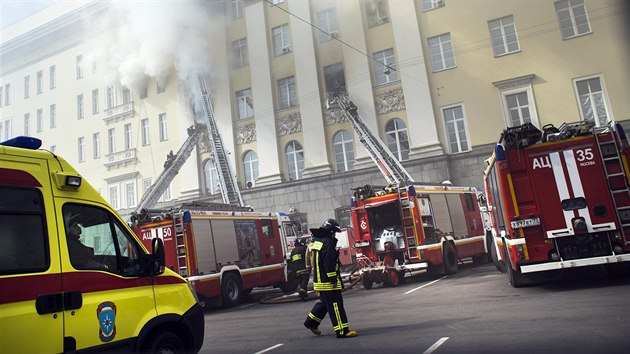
[0,0,57,30]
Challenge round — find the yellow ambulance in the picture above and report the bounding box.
[0,137,204,353]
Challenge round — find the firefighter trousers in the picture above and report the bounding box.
[304,290,351,336]
[297,271,309,299]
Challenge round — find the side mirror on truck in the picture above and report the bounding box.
[151,237,166,275]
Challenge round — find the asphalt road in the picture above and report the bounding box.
[199,263,630,354]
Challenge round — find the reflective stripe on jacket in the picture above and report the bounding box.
[311,238,342,291]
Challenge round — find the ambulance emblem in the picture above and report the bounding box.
[97,301,117,342]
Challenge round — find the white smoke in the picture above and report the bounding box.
[86,0,216,112]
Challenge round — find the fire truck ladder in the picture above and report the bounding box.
[173,211,189,277]
[397,186,419,261]
[135,124,204,214]
[198,75,245,207]
[594,123,630,246]
[326,92,414,185]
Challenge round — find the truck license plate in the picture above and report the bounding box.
[510,217,541,229]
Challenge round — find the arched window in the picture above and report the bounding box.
[242,150,259,187]
[203,159,220,195]
[286,140,304,181]
[385,118,409,161]
[333,130,355,172]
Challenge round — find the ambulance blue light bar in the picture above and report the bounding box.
[0,136,42,150]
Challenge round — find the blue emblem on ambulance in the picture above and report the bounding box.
[97,301,117,342]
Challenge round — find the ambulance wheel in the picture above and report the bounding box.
[144,331,185,354]
[362,276,373,290]
[221,273,242,307]
[387,269,400,287]
[443,242,458,275]
[491,241,506,273]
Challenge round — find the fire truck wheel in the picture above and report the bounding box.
[362,276,373,290]
[504,244,526,287]
[221,273,242,307]
[443,242,458,275]
[144,330,185,354]
[387,269,400,287]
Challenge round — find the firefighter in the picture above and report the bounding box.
[303,219,358,339]
[291,237,309,300]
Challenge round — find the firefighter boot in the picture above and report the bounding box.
[304,324,321,336]
[336,330,358,338]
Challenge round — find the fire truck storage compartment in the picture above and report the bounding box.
[366,201,406,252]
[421,194,473,244]
[191,219,240,275]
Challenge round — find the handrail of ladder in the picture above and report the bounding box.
[197,75,245,207]
[327,93,414,185]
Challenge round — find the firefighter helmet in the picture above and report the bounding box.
[320,219,341,233]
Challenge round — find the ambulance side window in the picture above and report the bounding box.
[0,187,48,275]
[63,204,143,276]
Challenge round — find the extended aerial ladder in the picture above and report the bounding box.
[198,75,244,207]
[326,92,414,185]
[134,124,204,216]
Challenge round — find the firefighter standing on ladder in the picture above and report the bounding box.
[291,238,309,300]
[303,219,358,338]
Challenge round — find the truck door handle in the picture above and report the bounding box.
[36,293,63,314]
[64,291,83,310]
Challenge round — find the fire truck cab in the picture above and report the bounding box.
[351,183,489,289]
[484,121,630,287]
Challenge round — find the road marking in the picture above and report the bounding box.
[254,343,284,354]
[423,337,449,354]
[239,303,257,309]
[404,276,447,295]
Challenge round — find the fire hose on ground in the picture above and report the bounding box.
[260,269,363,304]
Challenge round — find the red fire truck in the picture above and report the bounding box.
[484,121,630,287]
[350,183,490,289]
[131,207,299,306]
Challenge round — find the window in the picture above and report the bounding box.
[78,137,85,162]
[324,63,346,96]
[141,118,150,145]
[442,105,470,154]
[49,65,56,89]
[271,0,284,4]
[24,76,30,99]
[374,48,398,85]
[278,76,297,109]
[232,0,244,20]
[37,71,43,94]
[159,113,168,141]
[49,104,56,128]
[106,86,115,109]
[203,159,220,195]
[428,33,456,72]
[317,8,339,42]
[93,132,101,159]
[494,75,539,128]
[92,89,99,114]
[0,187,48,275]
[109,185,119,209]
[76,55,83,79]
[3,84,9,105]
[273,24,291,56]
[0,87,3,106]
[421,0,445,12]
[385,118,409,161]
[122,88,131,103]
[243,151,259,186]
[157,81,165,94]
[505,92,532,127]
[236,88,254,119]
[36,109,43,133]
[365,0,389,28]
[489,16,519,57]
[77,94,84,119]
[160,185,172,202]
[286,140,304,181]
[124,123,133,150]
[574,75,610,127]
[125,181,136,209]
[333,130,355,172]
[555,0,590,39]
[23,113,29,135]
[108,128,116,154]
[232,38,248,69]
[142,179,152,195]
[62,204,143,275]
[0,118,11,141]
